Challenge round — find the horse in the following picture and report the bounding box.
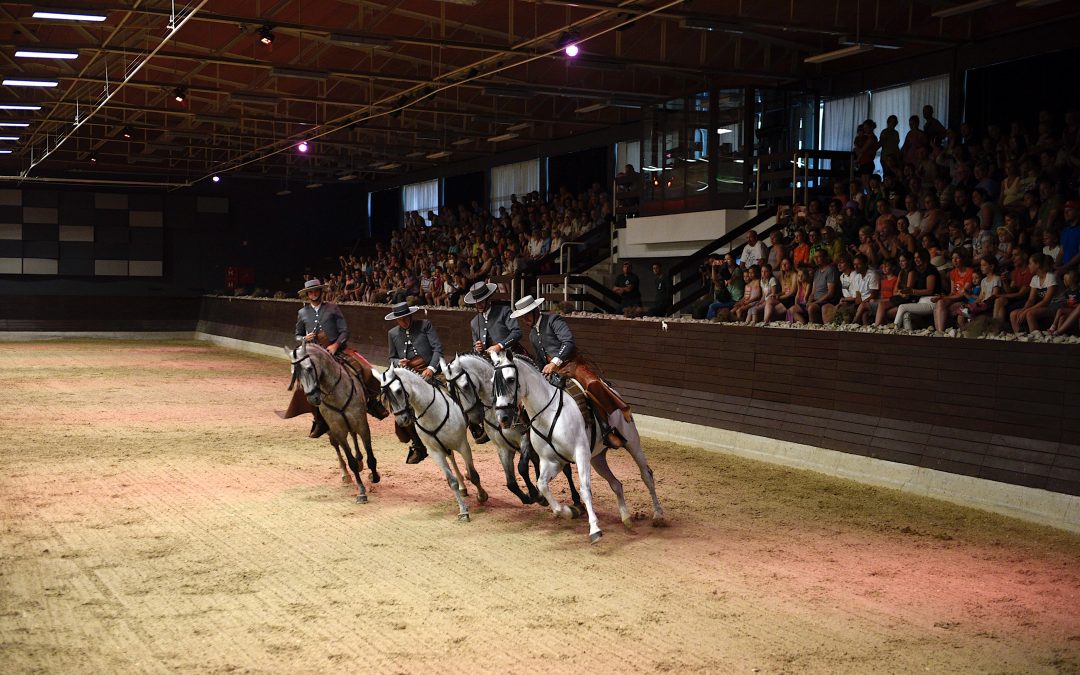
[491,350,664,544]
[447,353,581,507]
[288,343,380,503]
[379,366,487,521]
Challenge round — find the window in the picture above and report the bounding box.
[490,159,539,214]
[402,179,439,222]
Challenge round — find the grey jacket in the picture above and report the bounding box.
[526,313,575,367]
[469,304,522,351]
[388,319,444,372]
[295,302,348,347]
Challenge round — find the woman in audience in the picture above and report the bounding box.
[972,187,1004,232]
[791,229,811,267]
[764,258,798,324]
[732,267,762,322]
[954,255,1002,329]
[893,248,941,329]
[745,263,778,324]
[853,226,879,267]
[1010,252,1058,334]
[787,267,816,324]
[895,216,918,254]
[932,250,975,332]
[858,258,896,325]
[1047,270,1080,335]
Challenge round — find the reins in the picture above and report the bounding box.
[383,369,456,456]
[494,361,572,464]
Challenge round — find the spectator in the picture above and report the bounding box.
[732,267,762,322]
[1057,200,1080,273]
[993,246,1034,323]
[645,263,672,317]
[764,258,797,324]
[923,105,947,149]
[745,264,778,323]
[791,229,811,267]
[806,250,840,324]
[740,229,768,268]
[880,115,901,169]
[1010,252,1057,334]
[954,255,1002,329]
[858,257,896,325]
[1048,269,1080,335]
[767,231,787,269]
[932,250,975,332]
[894,249,942,329]
[787,267,816,324]
[613,261,643,315]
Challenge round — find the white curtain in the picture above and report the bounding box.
[820,94,868,152]
[403,179,439,217]
[615,140,641,172]
[910,74,949,126]
[869,85,911,132]
[490,159,539,214]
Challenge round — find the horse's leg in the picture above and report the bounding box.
[574,443,603,544]
[616,417,665,525]
[430,449,470,521]
[339,436,368,504]
[456,438,488,503]
[445,445,469,497]
[332,440,349,483]
[497,443,532,504]
[561,462,582,508]
[536,455,573,520]
[517,442,545,505]
[356,421,380,484]
[591,449,631,529]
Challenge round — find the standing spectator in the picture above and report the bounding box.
[902,115,928,166]
[879,115,901,171]
[856,119,880,183]
[923,105,947,148]
[613,261,642,315]
[645,263,672,317]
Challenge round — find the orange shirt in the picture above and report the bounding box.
[949,267,974,296]
[793,244,810,267]
[879,275,898,301]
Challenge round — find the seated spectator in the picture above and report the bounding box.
[1048,269,1080,335]
[893,249,942,329]
[1058,200,1080,273]
[745,263,777,323]
[767,231,787,269]
[787,267,817,324]
[953,255,1001,329]
[932,250,975,332]
[993,246,1034,323]
[740,229,768,268]
[806,250,840,324]
[791,229,811,267]
[732,267,762,322]
[706,258,743,321]
[825,253,878,324]
[764,258,798,324]
[859,258,897,325]
[1010,252,1058,334]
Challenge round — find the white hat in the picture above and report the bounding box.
[508,295,545,319]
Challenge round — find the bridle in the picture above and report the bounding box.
[449,357,519,445]
[290,344,360,432]
[493,358,571,463]
[381,368,455,455]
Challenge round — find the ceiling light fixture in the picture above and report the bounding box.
[306,181,323,189]
[376,162,401,170]
[557,29,581,58]
[451,138,474,146]
[297,141,309,153]
[122,125,133,139]
[258,25,275,46]
[487,133,519,143]
[337,173,357,181]
[574,102,608,114]
[276,188,292,196]
[930,0,1000,18]
[0,122,30,127]
[32,8,108,22]
[88,152,97,164]
[505,122,531,132]
[716,128,733,134]
[173,85,186,102]
[15,49,79,59]
[0,104,41,110]
[838,36,902,50]
[804,43,874,64]
[0,135,20,141]
[406,151,426,158]
[272,67,327,81]
[211,175,221,183]
[426,150,451,159]
[3,79,59,87]
[0,149,12,154]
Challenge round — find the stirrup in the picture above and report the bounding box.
[367,399,390,420]
[309,418,329,439]
[405,444,428,464]
[603,425,627,449]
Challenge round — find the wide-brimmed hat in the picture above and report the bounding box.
[463,281,497,304]
[383,302,420,321]
[508,295,545,319]
[298,278,327,296]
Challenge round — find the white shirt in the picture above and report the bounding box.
[740,241,768,268]
[843,269,879,300]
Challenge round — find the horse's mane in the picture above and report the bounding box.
[454,352,489,365]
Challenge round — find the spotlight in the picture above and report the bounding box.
[173,85,186,103]
[258,25,275,46]
[558,29,581,58]
[122,125,133,139]
[297,141,309,153]
[565,44,579,57]
[89,152,97,164]
[212,175,220,183]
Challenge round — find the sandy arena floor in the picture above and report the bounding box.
[0,340,1078,674]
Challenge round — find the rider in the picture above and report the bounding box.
[463,281,522,443]
[507,294,631,448]
[385,301,445,464]
[282,278,388,437]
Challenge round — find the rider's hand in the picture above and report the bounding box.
[542,362,557,375]
[487,344,504,354]
[327,343,339,355]
[422,367,435,379]
[304,332,316,342]
[473,340,484,353]
[398,359,409,368]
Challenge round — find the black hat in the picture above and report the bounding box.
[463,281,497,304]
[383,302,420,321]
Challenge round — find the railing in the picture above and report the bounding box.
[536,273,620,314]
[665,207,780,316]
[752,149,854,207]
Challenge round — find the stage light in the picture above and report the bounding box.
[0,136,20,141]
[0,149,11,154]
[258,25,275,46]
[3,79,59,87]
[557,29,580,58]
[32,8,107,22]
[173,85,186,103]
[565,44,579,57]
[0,104,41,110]
[89,152,97,164]
[212,175,220,183]
[122,125,133,139]
[0,122,30,127]
[15,49,79,59]
[297,141,309,153]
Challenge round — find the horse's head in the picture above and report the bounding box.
[491,350,520,429]
[288,343,323,407]
[447,355,484,427]
[380,366,412,426]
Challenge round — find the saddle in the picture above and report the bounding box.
[549,355,631,422]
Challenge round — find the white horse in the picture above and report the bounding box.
[491,350,664,544]
[379,366,487,521]
[288,343,380,503]
[447,353,581,507]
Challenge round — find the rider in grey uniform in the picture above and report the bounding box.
[385,302,445,464]
[463,281,522,443]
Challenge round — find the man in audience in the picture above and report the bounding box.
[740,229,768,268]
[1057,201,1080,274]
[613,261,643,315]
[646,263,672,317]
[806,250,840,324]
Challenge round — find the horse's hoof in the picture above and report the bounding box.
[356,495,368,504]
[370,471,380,484]
[652,515,668,528]
[622,518,635,531]
[535,497,548,507]
[568,505,582,519]
[589,531,603,545]
[459,488,469,497]
[519,495,534,505]
[477,492,488,504]
[458,513,470,522]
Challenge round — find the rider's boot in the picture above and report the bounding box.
[469,423,490,444]
[405,427,428,464]
[309,409,330,439]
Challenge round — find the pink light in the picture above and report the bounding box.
[564,44,579,57]
[297,141,309,153]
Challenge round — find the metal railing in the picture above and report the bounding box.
[753,149,854,207]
